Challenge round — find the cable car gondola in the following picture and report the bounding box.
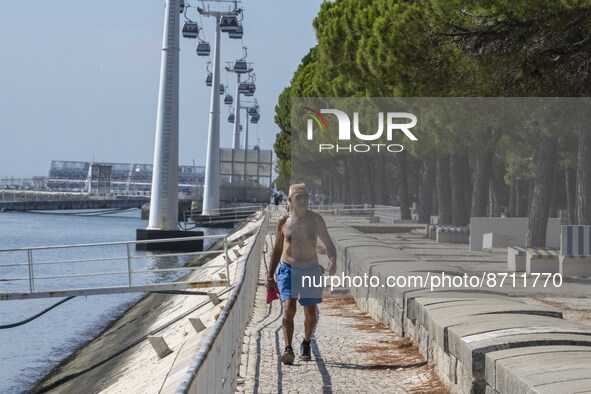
[196,42,210,56]
[219,84,225,95]
[238,82,250,94]
[228,113,235,123]
[179,0,185,13]
[228,24,243,39]
[220,15,238,33]
[244,83,255,96]
[250,115,260,124]
[248,107,258,116]
[224,94,233,105]
[205,74,212,87]
[182,22,199,39]
[233,60,248,73]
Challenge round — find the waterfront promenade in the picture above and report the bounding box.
[237,232,447,393]
[238,209,591,393]
[26,207,591,393]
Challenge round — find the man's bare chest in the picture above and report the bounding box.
[284,216,318,242]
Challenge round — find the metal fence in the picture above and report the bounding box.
[308,204,402,224]
[0,235,230,300]
[181,204,267,228]
[176,210,268,394]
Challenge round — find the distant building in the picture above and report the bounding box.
[47,160,205,196]
[46,150,273,203]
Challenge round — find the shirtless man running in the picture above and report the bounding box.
[266,183,337,365]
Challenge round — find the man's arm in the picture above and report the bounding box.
[266,215,286,289]
[316,214,337,275]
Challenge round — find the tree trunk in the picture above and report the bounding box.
[410,156,421,208]
[375,156,387,205]
[566,167,577,224]
[489,181,496,217]
[398,150,411,220]
[526,133,559,247]
[464,159,473,219]
[471,150,494,217]
[549,163,559,219]
[489,163,505,217]
[349,156,361,205]
[450,154,469,226]
[343,159,351,205]
[575,130,591,224]
[471,128,503,218]
[436,153,453,224]
[515,180,528,217]
[366,159,375,206]
[418,155,436,224]
[509,179,517,217]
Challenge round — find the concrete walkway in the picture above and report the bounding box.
[237,234,447,394]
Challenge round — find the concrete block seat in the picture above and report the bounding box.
[485,346,591,394]
[433,225,470,244]
[416,297,591,393]
[506,246,559,273]
[560,225,591,277]
[482,232,517,251]
[416,299,564,354]
[526,248,560,274]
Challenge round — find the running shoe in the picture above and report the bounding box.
[281,346,295,365]
[299,340,311,361]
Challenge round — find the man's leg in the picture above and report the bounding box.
[281,299,297,365]
[299,304,317,361]
[303,305,318,342]
[282,299,297,347]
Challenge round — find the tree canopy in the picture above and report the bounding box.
[273,0,591,234]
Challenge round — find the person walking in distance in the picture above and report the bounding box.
[266,183,337,365]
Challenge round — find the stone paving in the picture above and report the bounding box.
[237,233,448,394]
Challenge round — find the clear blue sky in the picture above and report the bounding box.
[0,0,322,178]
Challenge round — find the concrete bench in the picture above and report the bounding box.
[507,246,559,273]
[482,232,517,252]
[373,205,401,224]
[527,247,560,274]
[435,226,470,244]
[470,217,561,252]
[560,225,591,277]
[428,225,468,240]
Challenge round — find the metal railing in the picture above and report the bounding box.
[0,235,231,300]
[181,204,267,228]
[177,210,268,394]
[308,204,402,224]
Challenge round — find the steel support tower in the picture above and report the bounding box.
[232,73,242,149]
[201,11,223,216]
[148,0,181,231]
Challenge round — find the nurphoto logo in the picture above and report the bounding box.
[305,107,418,153]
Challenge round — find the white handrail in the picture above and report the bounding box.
[0,233,231,300]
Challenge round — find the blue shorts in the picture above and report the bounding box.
[276,261,324,306]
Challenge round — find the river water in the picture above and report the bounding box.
[0,210,226,393]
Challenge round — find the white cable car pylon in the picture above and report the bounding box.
[199,0,243,216]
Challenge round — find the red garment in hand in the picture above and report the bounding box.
[266,286,279,304]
